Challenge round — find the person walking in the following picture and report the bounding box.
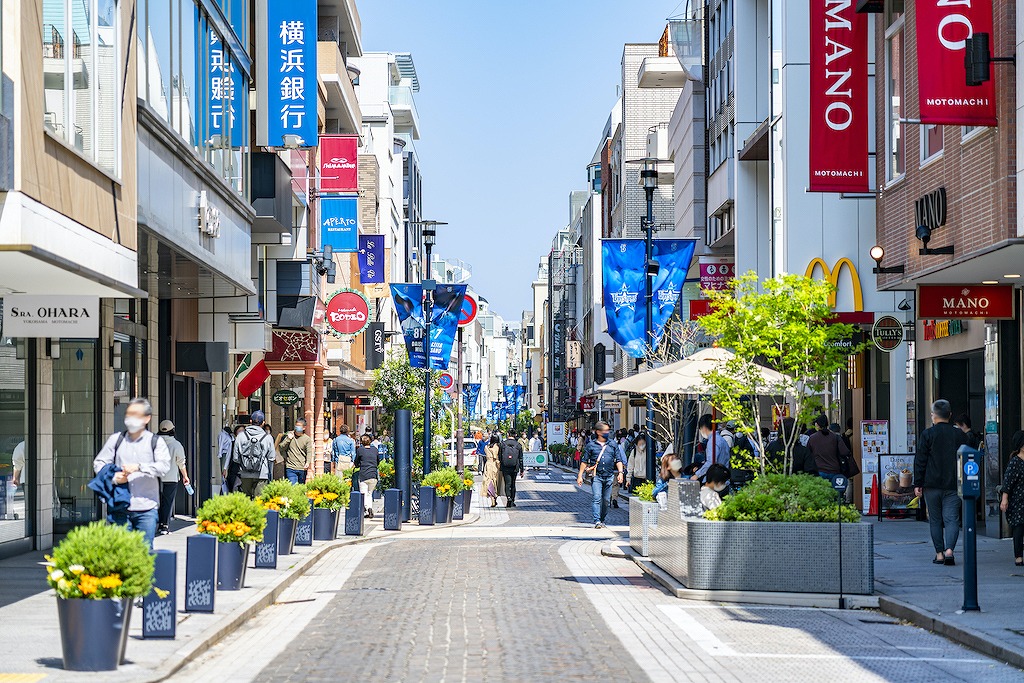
[626,428,648,493]
[954,413,983,450]
[914,399,969,566]
[92,398,170,550]
[331,425,356,473]
[217,425,234,494]
[233,411,276,498]
[279,418,314,484]
[577,421,625,529]
[483,435,502,507]
[807,415,852,489]
[156,420,189,535]
[999,431,1024,566]
[529,432,543,452]
[692,415,730,480]
[354,435,380,518]
[499,432,524,508]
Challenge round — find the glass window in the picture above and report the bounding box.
[148,0,172,122]
[42,0,69,138]
[922,124,943,161]
[885,17,905,181]
[0,312,29,546]
[137,0,147,101]
[178,0,197,142]
[52,340,100,534]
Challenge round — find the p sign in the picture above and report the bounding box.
[438,372,454,390]
[458,294,478,327]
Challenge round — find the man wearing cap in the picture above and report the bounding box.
[233,411,276,497]
[157,420,190,535]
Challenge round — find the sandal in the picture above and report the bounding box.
[1015,559,1023,567]
[944,555,956,566]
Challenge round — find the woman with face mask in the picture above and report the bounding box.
[701,464,731,511]
[651,452,684,508]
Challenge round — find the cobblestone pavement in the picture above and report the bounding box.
[172,471,1024,683]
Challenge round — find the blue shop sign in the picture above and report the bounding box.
[257,0,318,147]
[320,197,358,252]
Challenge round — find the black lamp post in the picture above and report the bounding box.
[640,159,660,485]
[417,221,444,476]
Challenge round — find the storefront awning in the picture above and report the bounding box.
[883,239,1024,288]
[0,246,145,298]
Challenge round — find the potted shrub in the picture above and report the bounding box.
[45,522,155,671]
[628,481,658,557]
[195,493,266,591]
[258,479,311,555]
[423,467,463,524]
[306,473,349,540]
[377,459,396,498]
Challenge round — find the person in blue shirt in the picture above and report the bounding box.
[576,421,626,529]
[693,414,731,481]
[475,432,489,471]
[331,425,356,473]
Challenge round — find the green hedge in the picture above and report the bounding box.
[706,474,861,523]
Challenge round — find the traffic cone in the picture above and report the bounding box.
[868,474,879,516]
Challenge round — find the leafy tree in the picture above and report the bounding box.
[370,351,445,467]
[697,272,864,475]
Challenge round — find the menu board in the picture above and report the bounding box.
[858,420,890,511]
[877,454,916,518]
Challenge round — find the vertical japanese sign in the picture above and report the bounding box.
[358,235,385,284]
[320,197,358,252]
[916,0,996,125]
[808,0,868,192]
[257,0,318,147]
[209,32,245,147]
[320,136,359,192]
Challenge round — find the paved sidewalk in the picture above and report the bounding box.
[0,501,477,683]
[873,517,1024,668]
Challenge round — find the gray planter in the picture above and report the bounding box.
[628,498,659,557]
[278,517,297,555]
[57,597,132,671]
[216,541,249,591]
[648,480,873,595]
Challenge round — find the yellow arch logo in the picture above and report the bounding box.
[805,258,863,312]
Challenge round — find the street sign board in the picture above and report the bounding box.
[458,294,478,327]
[438,372,454,390]
[271,389,299,407]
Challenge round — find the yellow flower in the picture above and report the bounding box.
[99,574,123,589]
[324,492,338,500]
[57,577,71,592]
[153,587,170,599]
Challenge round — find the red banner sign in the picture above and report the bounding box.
[325,290,370,336]
[916,0,996,126]
[808,0,869,193]
[699,257,734,292]
[917,285,1014,320]
[319,136,359,192]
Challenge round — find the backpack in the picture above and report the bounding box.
[113,431,158,460]
[500,441,519,470]
[237,430,269,475]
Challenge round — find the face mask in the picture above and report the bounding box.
[713,483,728,492]
[124,416,147,433]
[295,426,305,434]
[600,431,610,439]
[670,459,683,473]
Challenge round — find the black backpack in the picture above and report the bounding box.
[500,441,519,470]
[237,430,269,475]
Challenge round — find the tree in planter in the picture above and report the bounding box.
[370,351,445,466]
[697,272,865,475]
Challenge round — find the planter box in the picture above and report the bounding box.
[57,597,132,671]
[278,517,297,555]
[628,498,659,557]
[312,508,340,540]
[434,496,454,524]
[648,479,874,595]
[216,541,249,591]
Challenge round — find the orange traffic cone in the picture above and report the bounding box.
[868,473,879,516]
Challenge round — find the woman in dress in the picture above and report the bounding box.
[484,435,502,508]
[999,430,1024,566]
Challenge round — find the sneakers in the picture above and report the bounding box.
[158,524,170,535]
[595,522,606,529]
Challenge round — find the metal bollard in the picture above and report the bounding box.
[254,510,279,569]
[143,549,177,638]
[345,490,365,536]
[384,489,403,530]
[184,534,216,613]
[418,485,435,526]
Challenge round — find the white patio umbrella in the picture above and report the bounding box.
[599,346,789,396]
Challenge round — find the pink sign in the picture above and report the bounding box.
[699,257,734,292]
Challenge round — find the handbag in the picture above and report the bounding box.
[583,443,609,485]
[487,480,497,498]
[836,433,860,477]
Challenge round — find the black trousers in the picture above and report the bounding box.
[502,471,518,504]
[1014,524,1024,558]
[158,482,178,527]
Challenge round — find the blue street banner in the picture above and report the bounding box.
[257,0,318,147]
[389,284,467,370]
[321,197,358,252]
[499,408,508,421]
[602,240,646,358]
[358,235,385,284]
[463,383,481,417]
[602,239,696,357]
[428,284,467,370]
[651,239,697,347]
[390,284,426,369]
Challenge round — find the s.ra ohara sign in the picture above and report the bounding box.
[2,295,99,338]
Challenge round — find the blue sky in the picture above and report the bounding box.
[359,1,678,322]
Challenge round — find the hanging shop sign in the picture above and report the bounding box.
[917,285,1014,320]
[2,295,99,337]
[319,136,358,192]
[915,188,947,231]
[320,197,358,253]
[366,322,385,370]
[325,290,370,338]
[357,235,385,284]
[922,319,967,341]
[257,0,318,147]
[566,340,583,369]
[916,0,996,126]
[871,315,905,352]
[208,33,245,147]
[698,256,735,292]
[808,0,869,192]
[271,389,300,407]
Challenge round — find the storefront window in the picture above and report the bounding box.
[921,124,944,162]
[885,12,905,181]
[52,340,100,534]
[0,318,29,546]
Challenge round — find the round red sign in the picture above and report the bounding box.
[325,290,370,337]
[458,294,478,327]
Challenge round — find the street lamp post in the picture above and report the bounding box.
[641,159,660,486]
[417,221,444,477]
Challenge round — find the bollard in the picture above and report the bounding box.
[254,510,279,569]
[452,490,465,520]
[384,489,403,530]
[395,409,413,522]
[346,490,365,536]
[418,485,435,525]
[294,510,314,546]
[184,534,216,613]
[143,549,177,638]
